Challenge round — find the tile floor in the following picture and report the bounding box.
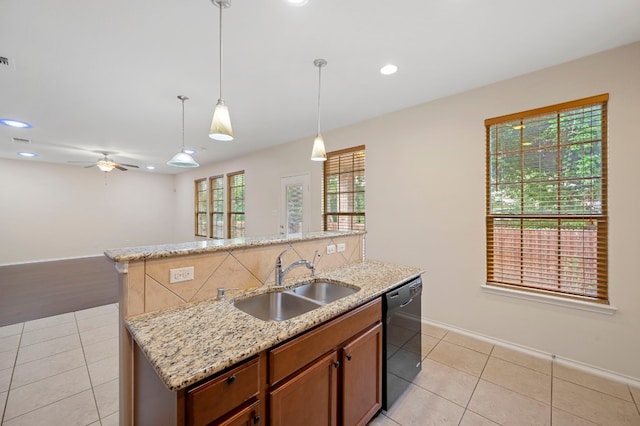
[1,304,639,425]
[0,304,119,425]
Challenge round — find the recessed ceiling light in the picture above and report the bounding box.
[183,148,196,155]
[380,64,398,75]
[145,165,156,170]
[1,119,32,128]
[285,0,309,6]
[17,152,38,157]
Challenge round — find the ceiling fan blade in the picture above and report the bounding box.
[84,164,97,168]
[118,163,139,168]
[67,160,95,164]
[114,165,128,171]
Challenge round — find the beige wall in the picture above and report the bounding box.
[0,159,178,264]
[174,42,640,379]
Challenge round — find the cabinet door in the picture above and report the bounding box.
[218,400,261,426]
[342,323,383,426]
[270,351,338,426]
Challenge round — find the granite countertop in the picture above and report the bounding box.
[105,231,363,262]
[125,259,423,391]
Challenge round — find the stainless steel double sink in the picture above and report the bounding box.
[233,280,359,321]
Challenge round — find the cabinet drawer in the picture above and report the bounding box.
[269,298,381,385]
[187,357,260,426]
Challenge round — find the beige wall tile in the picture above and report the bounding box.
[232,244,288,284]
[126,261,145,317]
[468,379,550,426]
[144,277,185,313]
[427,340,489,377]
[553,363,633,402]
[193,255,262,302]
[333,235,362,264]
[481,357,551,404]
[553,377,639,425]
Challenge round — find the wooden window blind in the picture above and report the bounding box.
[209,175,224,239]
[227,171,245,239]
[485,94,608,302]
[323,146,365,231]
[195,178,208,237]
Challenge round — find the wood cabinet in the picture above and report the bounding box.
[268,298,382,426]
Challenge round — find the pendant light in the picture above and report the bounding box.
[209,0,234,141]
[168,96,199,168]
[311,58,327,161]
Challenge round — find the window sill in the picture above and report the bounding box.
[481,284,617,315]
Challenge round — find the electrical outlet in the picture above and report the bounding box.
[337,243,346,253]
[326,244,336,254]
[170,266,194,283]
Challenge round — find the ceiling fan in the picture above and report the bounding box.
[68,152,139,172]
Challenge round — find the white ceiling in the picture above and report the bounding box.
[1,0,639,174]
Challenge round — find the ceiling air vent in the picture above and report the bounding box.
[11,137,31,144]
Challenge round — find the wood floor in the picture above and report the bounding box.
[0,256,118,326]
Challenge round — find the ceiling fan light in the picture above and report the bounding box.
[311,134,327,161]
[167,151,199,168]
[209,100,234,141]
[97,159,116,172]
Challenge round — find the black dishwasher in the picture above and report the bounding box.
[382,276,423,410]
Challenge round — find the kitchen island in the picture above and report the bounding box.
[106,231,422,425]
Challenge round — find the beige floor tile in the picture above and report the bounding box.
[23,312,75,333]
[553,363,634,402]
[80,323,118,347]
[553,377,640,425]
[491,345,552,375]
[19,321,78,347]
[0,366,12,393]
[101,411,120,426]
[0,348,17,370]
[631,385,640,407]
[88,354,118,387]
[427,340,489,377]
[481,356,551,404]
[83,336,118,365]
[2,389,99,426]
[385,383,465,425]
[0,323,23,338]
[1,389,7,415]
[368,413,401,425]
[413,358,479,407]
[15,333,81,365]
[444,332,494,355]
[0,334,21,353]
[74,304,118,321]
[421,323,447,339]
[3,366,91,420]
[76,312,118,333]
[551,407,598,425]
[11,348,85,389]
[459,410,500,425]
[468,379,550,426]
[94,377,119,418]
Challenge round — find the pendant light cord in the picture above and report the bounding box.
[316,64,322,135]
[181,97,186,149]
[218,2,223,100]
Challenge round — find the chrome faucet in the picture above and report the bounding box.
[275,248,320,286]
[217,287,240,301]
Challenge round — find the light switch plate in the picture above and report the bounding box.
[170,266,194,283]
[326,244,336,254]
[337,243,346,252]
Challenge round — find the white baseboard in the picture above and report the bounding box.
[420,317,640,389]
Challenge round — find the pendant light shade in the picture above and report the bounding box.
[209,0,234,141]
[168,95,199,168]
[311,58,327,161]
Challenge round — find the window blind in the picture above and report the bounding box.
[485,94,608,302]
[209,175,224,239]
[195,178,207,237]
[228,171,245,239]
[322,145,366,231]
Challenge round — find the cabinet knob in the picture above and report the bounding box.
[333,361,340,368]
[346,354,352,361]
[226,375,236,385]
[253,415,261,424]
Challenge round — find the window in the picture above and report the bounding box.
[485,94,608,303]
[228,171,245,238]
[323,146,365,231]
[195,178,208,237]
[209,175,224,239]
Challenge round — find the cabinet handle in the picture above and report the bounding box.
[226,375,236,385]
[346,354,352,361]
[333,361,340,368]
[253,415,261,424]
